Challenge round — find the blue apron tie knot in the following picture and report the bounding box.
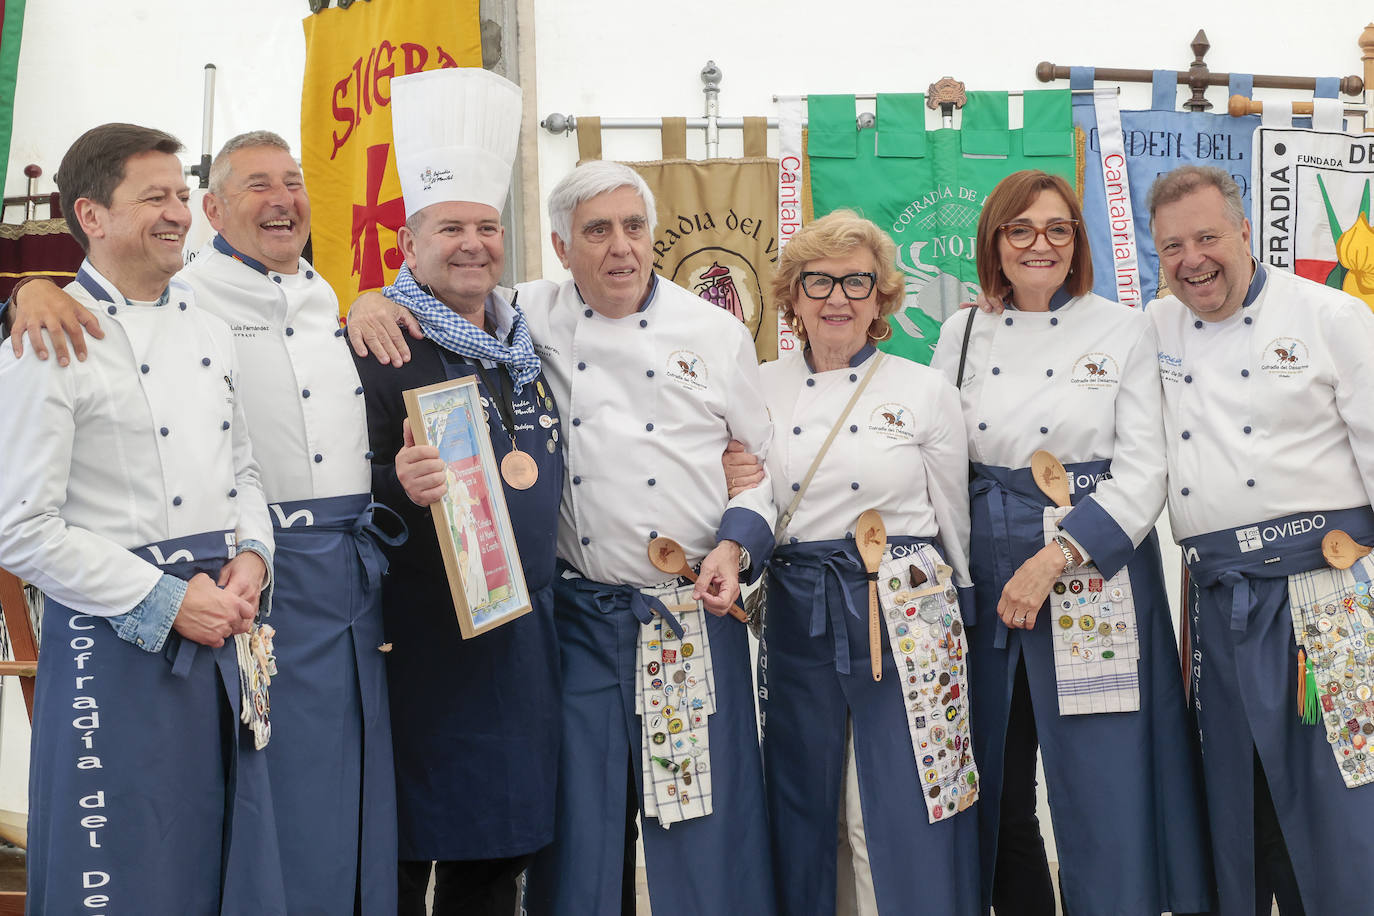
[580,581,686,638]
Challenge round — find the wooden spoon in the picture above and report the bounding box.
[1031,450,1071,509]
[647,536,748,623]
[1322,530,1373,571]
[855,509,887,682]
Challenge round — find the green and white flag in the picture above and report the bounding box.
[806,90,1075,364]
[0,0,23,198]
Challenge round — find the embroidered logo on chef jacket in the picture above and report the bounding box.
[1070,352,1119,389]
[230,322,271,340]
[868,402,915,441]
[665,350,708,391]
[1157,350,1184,383]
[1259,337,1310,377]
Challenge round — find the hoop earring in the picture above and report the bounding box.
[868,317,893,341]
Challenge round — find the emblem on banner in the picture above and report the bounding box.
[665,350,708,391]
[672,248,764,339]
[1070,352,1119,389]
[1259,337,1309,377]
[868,403,915,441]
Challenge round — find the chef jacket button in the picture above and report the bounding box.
[1045,368,1053,377]
[1040,426,1048,434]
[572,475,581,484]
[806,378,815,387]
[172,496,183,506]
[978,422,987,431]
[849,424,858,433]
[584,308,593,318]
[228,488,237,498]
[1180,487,1190,496]
[789,537,799,545]
[581,536,590,546]
[1183,375,1192,384]
[1244,316,1253,325]
[106,305,117,315]
[302,388,311,398]
[646,369,655,378]
[314,453,323,463]
[649,530,659,540]
[1004,317,1013,326]
[1182,430,1191,440]
[1247,479,1256,487]
[572,417,581,426]
[1050,317,1059,326]
[334,328,345,337]
[640,319,648,328]
[272,275,283,284]
[365,450,375,460]
[1241,369,1250,378]
[648,478,656,486]
[791,482,801,492]
[577,361,587,371]
[201,357,211,366]
[851,482,859,490]
[286,327,295,336]
[992,367,1000,375]
[1194,320,1203,329]
[792,426,801,435]
[849,373,857,382]
[159,427,169,437]
[1243,425,1252,434]
[178,302,186,311]
[140,364,150,374]
[222,420,230,430]
[645,422,654,431]
[305,270,315,280]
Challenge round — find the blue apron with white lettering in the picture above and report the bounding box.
[968,461,1213,916]
[1182,505,1374,916]
[760,536,980,916]
[26,530,286,915]
[266,492,401,916]
[524,570,776,916]
[381,348,562,861]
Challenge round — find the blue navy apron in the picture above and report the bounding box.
[524,570,776,916]
[266,492,402,915]
[384,349,562,861]
[26,530,286,915]
[1182,505,1374,916]
[968,461,1213,916]
[761,536,980,916]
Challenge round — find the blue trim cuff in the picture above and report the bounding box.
[717,506,773,584]
[1059,496,1134,579]
[237,538,274,617]
[111,574,187,652]
[957,585,976,627]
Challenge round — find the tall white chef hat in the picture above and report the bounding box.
[390,67,522,219]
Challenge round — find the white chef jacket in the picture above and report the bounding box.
[1149,264,1374,540]
[761,346,972,587]
[0,263,272,618]
[930,291,1167,559]
[184,237,371,503]
[519,275,775,586]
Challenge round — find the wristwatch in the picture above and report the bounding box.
[738,546,752,573]
[1053,535,1080,574]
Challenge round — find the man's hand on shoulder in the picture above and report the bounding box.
[347,291,422,366]
[8,278,105,365]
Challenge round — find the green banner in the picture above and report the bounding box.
[807,89,1075,364]
[0,1,24,199]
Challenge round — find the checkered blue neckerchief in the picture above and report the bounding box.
[384,264,541,393]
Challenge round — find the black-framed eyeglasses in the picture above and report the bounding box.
[798,271,877,300]
[997,220,1078,249]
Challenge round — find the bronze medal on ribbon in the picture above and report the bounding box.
[501,447,539,489]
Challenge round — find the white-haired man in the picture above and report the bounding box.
[348,159,778,914]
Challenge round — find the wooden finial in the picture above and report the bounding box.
[1185,28,1213,112]
[926,77,967,110]
[22,164,40,179]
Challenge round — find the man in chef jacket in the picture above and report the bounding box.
[344,158,779,914]
[0,122,284,912]
[2,130,398,915]
[1146,164,1374,916]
